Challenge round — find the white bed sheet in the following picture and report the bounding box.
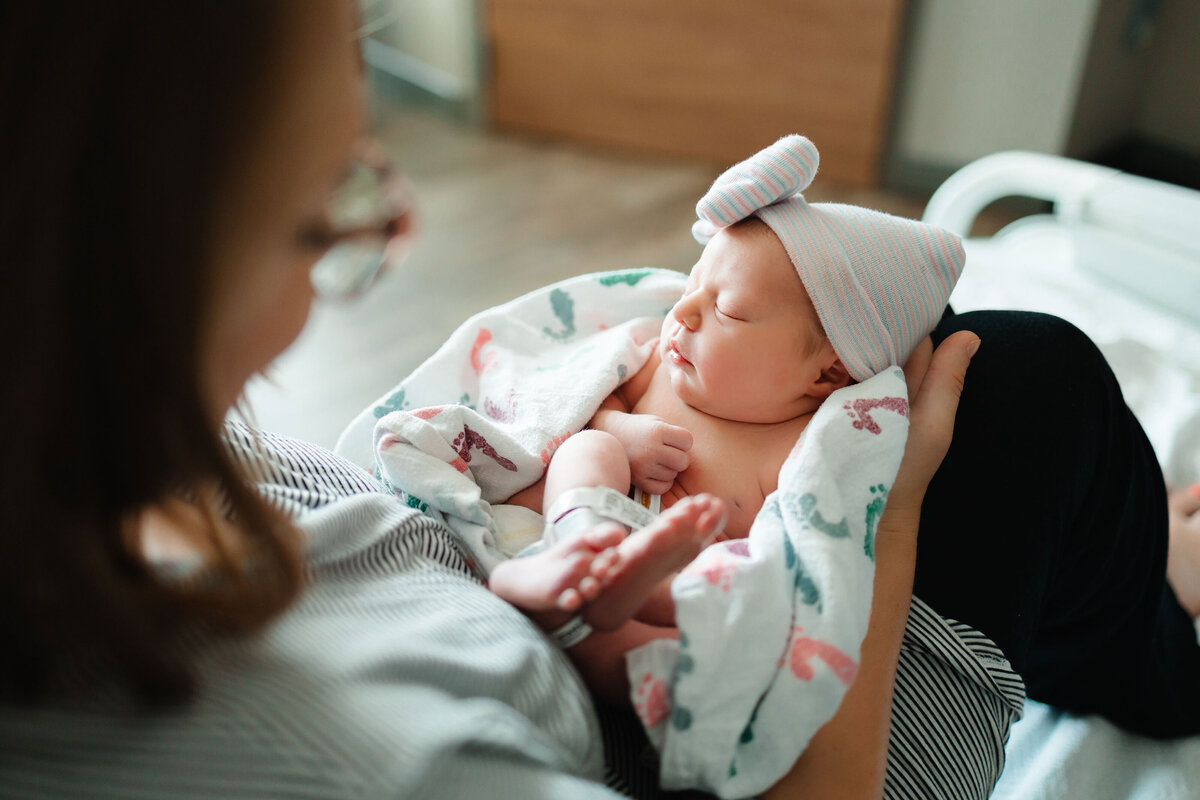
[950,221,1200,799]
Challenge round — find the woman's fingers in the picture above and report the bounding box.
[910,331,977,442]
[901,336,933,402]
[890,330,980,512]
[1168,485,1200,517]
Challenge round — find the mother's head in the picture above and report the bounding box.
[0,1,365,703]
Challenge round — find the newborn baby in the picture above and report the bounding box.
[492,134,966,702]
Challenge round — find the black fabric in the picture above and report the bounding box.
[918,309,1200,738]
[596,699,714,799]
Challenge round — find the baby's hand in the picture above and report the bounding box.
[611,414,692,495]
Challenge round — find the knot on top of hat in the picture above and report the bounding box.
[693,134,819,244]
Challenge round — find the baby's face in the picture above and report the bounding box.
[660,223,838,424]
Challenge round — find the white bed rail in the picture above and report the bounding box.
[925,151,1200,326]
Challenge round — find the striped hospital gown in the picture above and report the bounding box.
[0,425,1024,799]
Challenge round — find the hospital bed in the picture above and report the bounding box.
[927,151,1200,799]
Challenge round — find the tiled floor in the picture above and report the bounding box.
[242,99,995,448]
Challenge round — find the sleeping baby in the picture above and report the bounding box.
[489,134,966,703]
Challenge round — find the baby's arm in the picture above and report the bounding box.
[590,348,692,495]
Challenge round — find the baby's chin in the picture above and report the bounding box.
[668,369,799,424]
[667,367,713,414]
[665,359,690,395]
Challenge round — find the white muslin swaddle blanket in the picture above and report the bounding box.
[336,269,910,797]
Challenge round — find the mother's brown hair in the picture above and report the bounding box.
[0,2,305,705]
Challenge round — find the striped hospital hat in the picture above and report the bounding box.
[692,135,966,381]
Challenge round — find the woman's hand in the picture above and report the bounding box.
[885,331,980,525]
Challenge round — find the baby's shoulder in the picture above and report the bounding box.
[619,347,661,407]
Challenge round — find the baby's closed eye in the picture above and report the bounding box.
[716,305,746,321]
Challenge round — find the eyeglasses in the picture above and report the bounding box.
[309,140,416,301]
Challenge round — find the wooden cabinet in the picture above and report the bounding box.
[485,0,907,186]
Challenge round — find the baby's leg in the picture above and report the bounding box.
[567,621,679,704]
[505,476,545,515]
[585,494,724,629]
[543,429,631,514]
[492,429,726,703]
[491,494,725,630]
[488,525,626,613]
[493,495,723,705]
[504,429,628,522]
[490,430,634,613]
[633,581,678,628]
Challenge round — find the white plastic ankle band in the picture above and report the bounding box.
[549,615,593,649]
[540,487,663,649]
[546,486,659,534]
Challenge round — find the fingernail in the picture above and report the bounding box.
[967,338,981,358]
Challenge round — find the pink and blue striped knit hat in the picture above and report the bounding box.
[692,134,966,382]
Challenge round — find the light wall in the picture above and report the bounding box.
[372,0,479,100]
[369,0,1197,177]
[891,0,1098,167]
[891,0,1198,183]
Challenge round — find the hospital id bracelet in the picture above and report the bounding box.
[548,615,593,649]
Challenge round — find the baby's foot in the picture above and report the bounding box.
[582,493,726,631]
[489,525,626,615]
[1166,484,1200,618]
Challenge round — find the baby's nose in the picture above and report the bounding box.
[672,299,700,328]
[672,295,701,330]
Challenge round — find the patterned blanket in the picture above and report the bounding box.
[338,269,910,797]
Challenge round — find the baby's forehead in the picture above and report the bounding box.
[698,220,782,265]
[706,225,799,286]
[694,235,815,321]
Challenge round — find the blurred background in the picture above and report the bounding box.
[244,0,1200,447]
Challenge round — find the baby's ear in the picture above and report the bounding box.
[810,357,853,399]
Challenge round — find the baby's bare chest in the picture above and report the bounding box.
[631,370,801,538]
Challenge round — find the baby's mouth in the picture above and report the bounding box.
[667,338,692,368]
